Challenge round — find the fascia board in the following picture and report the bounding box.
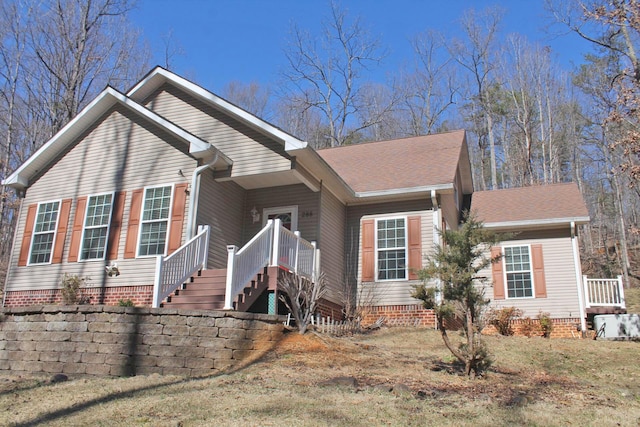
[483,216,591,230]
[354,183,454,199]
[128,67,307,151]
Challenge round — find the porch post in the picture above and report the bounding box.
[571,222,587,335]
[293,231,301,274]
[224,245,238,310]
[270,218,281,267]
[618,275,626,309]
[311,241,318,282]
[583,275,591,309]
[152,255,163,308]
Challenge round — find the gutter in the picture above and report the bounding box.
[186,152,219,240]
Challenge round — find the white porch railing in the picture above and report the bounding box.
[224,218,320,310]
[583,275,625,309]
[152,225,210,308]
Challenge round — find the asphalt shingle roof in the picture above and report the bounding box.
[471,183,590,224]
[317,130,466,193]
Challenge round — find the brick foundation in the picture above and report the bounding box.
[361,305,437,327]
[316,298,344,320]
[360,305,584,338]
[4,285,154,308]
[483,317,583,338]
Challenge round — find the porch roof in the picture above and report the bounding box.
[471,183,590,229]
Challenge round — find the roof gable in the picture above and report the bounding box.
[127,67,307,152]
[3,87,231,190]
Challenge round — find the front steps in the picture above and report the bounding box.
[161,266,278,311]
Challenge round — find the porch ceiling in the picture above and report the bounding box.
[218,170,315,190]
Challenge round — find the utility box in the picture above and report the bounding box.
[593,314,640,339]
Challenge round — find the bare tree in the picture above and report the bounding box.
[280,2,388,147]
[402,30,458,135]
[27,0,150,135]
[221,80,272,119]
[278,273,327,334]
[452,7,504,190]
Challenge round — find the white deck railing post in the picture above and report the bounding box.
[583,275,590,309]
[270,218,281,267]
[311,241,317,282]
[294,230,301,275]
[617,275,625,308]
[224,245,238,310]
[152,255,164,308]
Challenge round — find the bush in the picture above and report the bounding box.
[488,307,522,336]
[118,299,135,307]
[538,312,553,338]
[60,273,86,305]
[520,317,539,337]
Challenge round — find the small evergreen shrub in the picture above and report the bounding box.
[118,299,135,307]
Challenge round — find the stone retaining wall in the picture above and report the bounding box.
[0,306,285,377]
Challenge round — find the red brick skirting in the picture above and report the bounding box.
[4,285,154,307]
[360,305,583,338]
[361,305,437,327]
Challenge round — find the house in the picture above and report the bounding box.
[1,67,624,335]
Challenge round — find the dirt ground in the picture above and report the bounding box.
[1,327,640,426]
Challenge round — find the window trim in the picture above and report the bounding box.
[502,244,536,299]
[375,215,408,282]
[27,199,62,266]
[78,192,115,262]
[263,205,298,231]
[136,184,175,258]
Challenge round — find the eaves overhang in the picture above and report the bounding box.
[483,216,591,231]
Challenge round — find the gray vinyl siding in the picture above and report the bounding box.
[242,184,319,245]
[481,228,582,319]
[6,105,196,292]
[318,187,346,305]
[143,84,292,178]
[196,172,245,269]
[345,199,434,307]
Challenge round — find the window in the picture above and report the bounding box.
[29,201,60,264]
[138,186,172,256]
[80,193,113,260]
[376,218,407,280]
[263,206,298,231]
[504,246,533,298]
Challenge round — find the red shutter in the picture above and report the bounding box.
[68,197,87,263]
[167,183,188,254]
[531,244,547,298]
[408,216,422,280]
[361,219,375,282]
[52,199,72,264]
[491,246,505,300]
[18,204,38,266]
[124,189,143,259]
[107,191,126,260]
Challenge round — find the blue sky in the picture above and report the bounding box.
[130,0,591,93]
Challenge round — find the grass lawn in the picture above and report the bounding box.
[1,328,639,426]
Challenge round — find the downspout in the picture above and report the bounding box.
[571,221,587,335]
[186,153,219,240]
